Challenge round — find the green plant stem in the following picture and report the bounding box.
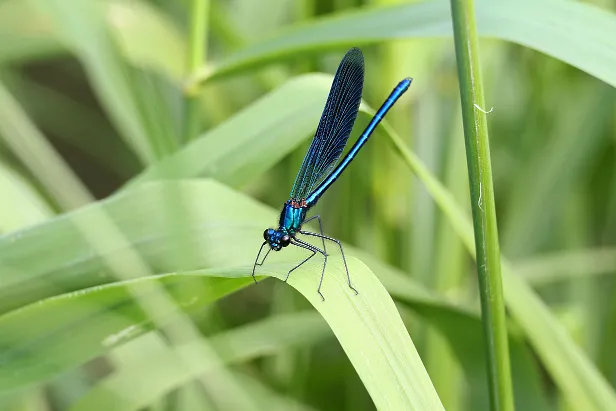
[449,1,514,410]
[183,0,209,144]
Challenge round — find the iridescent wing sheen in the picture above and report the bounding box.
[289,47,364,200]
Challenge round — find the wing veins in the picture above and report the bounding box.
[290,48,364,200]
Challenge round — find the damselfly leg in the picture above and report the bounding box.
[292,237,328,301]
[251,241,271,284]
[284,245,317,283]
[299,230,358,295]
[303,214,327,254]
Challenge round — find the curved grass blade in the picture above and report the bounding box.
[0,260,444,410]
[269,257,445,410]
[5,0,616,96]
[130,74,338,189]
[0,272,252,392]
[0,179,547,408]
[514,247,616,286]
[8,0,616,98]
[187,0,616,91]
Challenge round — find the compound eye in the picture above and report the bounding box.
[263,228,274,240]
[281,235,290,247]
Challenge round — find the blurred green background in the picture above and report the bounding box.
[0,0,615,410]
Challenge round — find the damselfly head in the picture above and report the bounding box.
[263,228,275,241]
[263,228,290,251]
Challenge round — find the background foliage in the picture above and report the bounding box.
[0,0,615,410]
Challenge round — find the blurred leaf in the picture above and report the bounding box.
[0,269,252,392]
[0,0,63,64]
[514,247,616,286]
[394,303,550,411]
[0,162,53,233]
[386,122,616,410]
[277,256,445,410]
[4,72,139,179]
[70,312,329,411]
[130,74,334,188]
[0,388,48,411]
[26,0,168,164]
[0,0,185,83]
[189,0,616,91]
[5,0,616,97]
[503,84,613,257]
[229,371,318,411]
[106,0,186,82]
[173,383,213,411]
[0,80,94,211]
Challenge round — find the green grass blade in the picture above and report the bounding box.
[0,80,93,211]
[0,162,53,233]
[450,0,513,409]
[502,84,613,257]
[221,371,318,411]
[0,272,252,392]
[106,0,186,83]
[64,264,440,411]
[278,257,445,410]
[183,0,209,144]
[0,0,186,83]
[26,0,165,163]
[187,0,616,91]
[7,0,616,98]
[423,109,469,411]
[130,74,335,188]
[4,72,139,179]
[0,262,445,410]
[391,304,549,411]
[514,248,616,287]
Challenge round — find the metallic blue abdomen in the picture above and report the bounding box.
[279,202,306,234]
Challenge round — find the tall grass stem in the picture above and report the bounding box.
[183,0,209,144]
[449,0,514,410]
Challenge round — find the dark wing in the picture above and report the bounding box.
[289,47,364,200]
